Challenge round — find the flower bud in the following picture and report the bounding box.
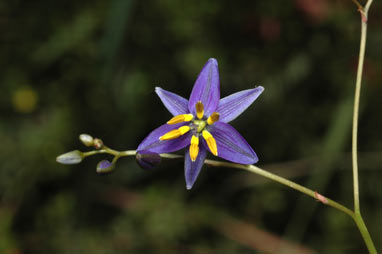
[136,150,161,170]
[94,138,103,149]
[96,160,114,174]
[79,134,94,147]
[56,150,83,164]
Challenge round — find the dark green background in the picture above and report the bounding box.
[1,0,381,253]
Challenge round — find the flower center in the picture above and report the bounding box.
[193,120,206,133]
[160,101,219,161]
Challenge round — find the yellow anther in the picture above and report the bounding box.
[178,125,190,134]
[160,126,190,141]
[207,112,220,125]
[195,101,204,119]
[189,135,199,161]
[167,114,194,125]
[202,130,218,156]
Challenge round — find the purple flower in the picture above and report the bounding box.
[137,58,264,189]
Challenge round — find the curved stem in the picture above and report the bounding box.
[206,160,355,217]
[78,146,377,252]
[104,149,351,216]
[352,0,372,215]
[351,5,365,216]
[207,160,377,253]
[354,213,377,254]
[88,148,355,217]
[351,0,363,11]
[83,146,121,157]
[349,1,376,252]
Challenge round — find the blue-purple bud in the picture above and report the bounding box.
[136,150,161,170]
[56,150,83,164]
[96,160,114,174]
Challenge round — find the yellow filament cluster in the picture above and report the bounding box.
[202,130,218,156]
[167,114,194,125]
[195,101,204,119]
[160,126,190,141]
[189,135,199,161]
[207,112,220,125]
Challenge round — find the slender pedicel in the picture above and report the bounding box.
[160,126,190,140]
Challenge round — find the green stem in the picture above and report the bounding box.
[354,213,377,254]
[207,160,377,253]
[85,148,354,217]
[350,0,377,253]
[352,0,368,215]
[205,160,354,217]
[351,0,363,11]
[352,0,373,214]
[83,149,109,157]
[83,146,121,157]
[80,147,377,252]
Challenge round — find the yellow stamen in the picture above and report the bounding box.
[167,114,194,124]
[195,101,204,119]
[189,135,199,161]
[160,126,190,141]
[207,112,220,125]
[202,130,218,156]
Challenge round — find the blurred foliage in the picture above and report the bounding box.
[0,0,382,253]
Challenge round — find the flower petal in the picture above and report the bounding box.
[184,145,207,190]
[155,87,189,116]
[137,122,191,153]
[188,58,220,116]
[208,122,258,164]
[217,86,264,123]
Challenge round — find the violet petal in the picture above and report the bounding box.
[155,87,189,116]
[188,58,220,116]
[136,150,161,170]
[208,122,258,164]
[137,122,191,153]
[217,86,264,123]
[184,145,207,190]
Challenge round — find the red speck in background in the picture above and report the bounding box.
[259,18,281,42]
[294,0,329,24]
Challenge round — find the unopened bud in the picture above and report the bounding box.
[136,150,161,170]
[56,150,83,164]
[96,160,114,174]
[79,134,94,147]
[93,138,103,149]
